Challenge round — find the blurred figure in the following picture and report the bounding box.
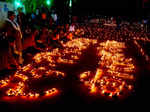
[67,32,73,40]
[17,8,26,31]
[0,26,11,70]
[23,29,39,50]
[69,23,75,32]
[6,11,23,65]
[9,11,23,66]
[51,31,62,48]
[36,27,48,49]
[41,12,47,27]
[0,11,22,70]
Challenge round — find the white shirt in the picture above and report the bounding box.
[69,25,75,32]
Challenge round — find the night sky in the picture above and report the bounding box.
[74,0,141,15]
[54,0,150,16]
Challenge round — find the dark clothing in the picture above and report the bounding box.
[2,20,17,43]
[17,12,26,31]
[0,20,18,70]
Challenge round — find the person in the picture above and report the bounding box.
[36,27,48,49]
[0,26,11,70]
[17,8,26,31]
[69,23,75,32]
[23,28,38,50]
[51,12,58,26]
[116,16,121,30]
[67,32,73,40]
[4,11,23,67]
[51,31,62,48]
[0,11,20,70]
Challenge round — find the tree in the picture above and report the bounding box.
[6,0,54,13]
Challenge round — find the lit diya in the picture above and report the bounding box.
[0,38,136,101]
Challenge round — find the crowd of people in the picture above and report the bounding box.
[0,9,150,72]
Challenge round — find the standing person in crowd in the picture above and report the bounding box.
[0,11,22,70]
[51,11,58,26]
[116,16,121,30]
[69,23,75,32]
[36,27,48,49]
[41,12,47,27]
[51,31,62,48]
[6,11,23,66]
[17,8,26,31]
[11,11,24,66]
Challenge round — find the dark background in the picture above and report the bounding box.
[0,0,150,111]
[54,0,150,17]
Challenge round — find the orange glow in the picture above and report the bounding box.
[80,40,136,98]
[44,88,59,97]
[0,38,136,101]
[22,64,32,72]
[80,72,88,79]
[90,84,97,93]
[67,33,73,40]
[0,78,10,88]
[14,73,28,81]
[6,82,25,96]
[94,69,103,81]
[90,69,103,93]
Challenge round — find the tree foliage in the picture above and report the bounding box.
[6,0,54,13]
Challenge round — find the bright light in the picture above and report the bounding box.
[46,0,51,5]
[69,0,72,7]
[15,0,22,8]
[16,2,20,6]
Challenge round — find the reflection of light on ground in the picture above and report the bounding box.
[0,38,136,101]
